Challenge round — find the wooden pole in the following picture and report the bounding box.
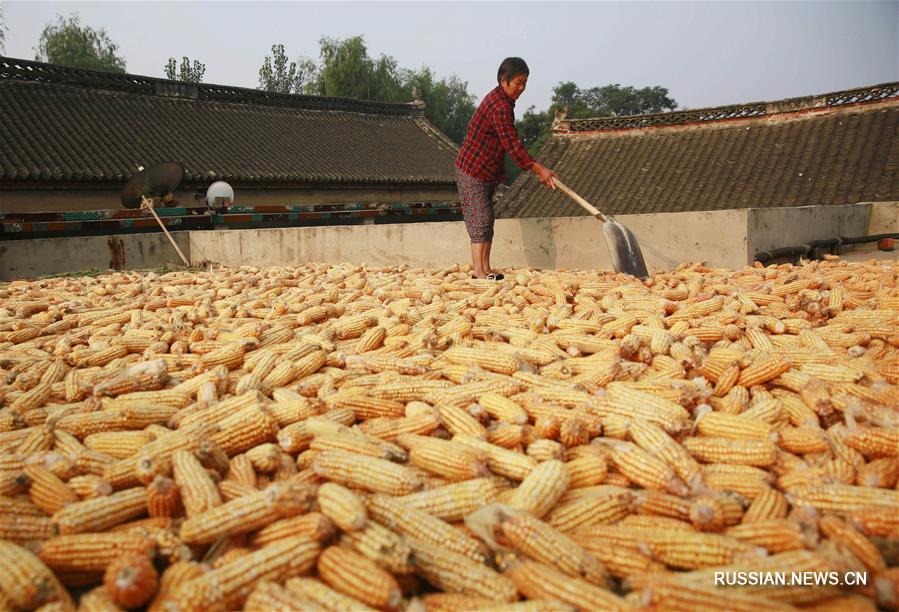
[141,196,190,266]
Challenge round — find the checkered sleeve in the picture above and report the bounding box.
[492,104,536,171]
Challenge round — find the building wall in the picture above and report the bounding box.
[3,202,894,280]
[0,232,191,279]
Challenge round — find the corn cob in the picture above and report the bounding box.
[340,520,415,575]
[505,559,627,611]
[366,494,490,563]
[83,430,155,459]
[404,436,489,481]
[564,455,607,488]
[545,490,632,533]
[478,393,529,424]
[818,514,886,573]
[284,577,377,612]
[398,477,505,522]
[407,536,518,603]
[844,427,899,458]
[180,481,316,544]
[317,545,402,609]
[608,441,688,495]
[696,411,772,440]
[244,580,317,612]
[628,419,702,483]
[791,483,899,514]
[639,572,794,611]
[249,512,335,547]
[725,518,807,553]
[0,539,74,610]
[172,449,222,517]
[79,586,126,612]
[36,532,153,572]
[488,422,527,449]
[684,437,777,466]
[479,506,610,587]
[525,439,565,462]
[317,482,367,532]
[847,505,899,537]
[170,536,320,611]
[277,408,356,452]
[689,494,744,532]
[633,489,692,520]
[245,443,284,473]
[452,434,536,481]
[312,449,423,495]
[443,346,519,375]
[146,475,181,518]
[329,395,406,419]
[855,457,899,488]
[0,512,55,543]
[506,459,570,518]
[574,525,762,570]
[52,487,147,534]
[357,411,441,441]
[24,464,78,515]
[742,487,789,523]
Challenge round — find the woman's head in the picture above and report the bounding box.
[497,57,529,100]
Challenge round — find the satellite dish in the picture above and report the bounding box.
[120,162,185,209]
[206,181,235,209]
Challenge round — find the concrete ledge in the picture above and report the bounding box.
[0,232,190,280]
[2,202,895,280]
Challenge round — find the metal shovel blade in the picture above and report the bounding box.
[603,219,649,279]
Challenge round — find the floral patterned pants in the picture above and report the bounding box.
[455,168,498,243]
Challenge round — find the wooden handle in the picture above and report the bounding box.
[554,179,607,222]
[142,197,190,267]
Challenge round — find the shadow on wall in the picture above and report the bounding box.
[519,218,557,270]
[634,224,694,271]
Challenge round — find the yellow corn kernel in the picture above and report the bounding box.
[312,449,423,495]
[317,482,367,532]
[316,545,401,610]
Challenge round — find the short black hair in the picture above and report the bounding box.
[497,57,529,84]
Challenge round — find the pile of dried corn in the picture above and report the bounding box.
[0,258,897,611]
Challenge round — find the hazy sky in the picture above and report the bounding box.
[3,1,897,112]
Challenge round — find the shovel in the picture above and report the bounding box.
[554,179,649,279]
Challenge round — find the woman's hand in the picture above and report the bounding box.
[532,162,559,189]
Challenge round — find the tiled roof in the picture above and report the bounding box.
[0,57,458,187]
[497,83,899,218]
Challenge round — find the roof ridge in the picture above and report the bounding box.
[554,82,899,133]
[0,55,424,117]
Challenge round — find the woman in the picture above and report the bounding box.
[455,57,559,279]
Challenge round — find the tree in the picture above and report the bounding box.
[400,67,475,144]
[258,44,301,94]
[164,57,206,83]
[257,36,475,144]
[311,36,404,102]
[258,44,317,94]
[34,14,126,73]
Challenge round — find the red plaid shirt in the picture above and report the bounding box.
[455,85,535,183]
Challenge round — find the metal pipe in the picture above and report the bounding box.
[754,232,898,263]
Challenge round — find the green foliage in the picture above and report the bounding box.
[400,67,475,144]
[258,36,475,145]
[505,82,678,182]
[310,36,404,101]
[164,57,206,83]
[258,43,312,94]
[34,14,126,73]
